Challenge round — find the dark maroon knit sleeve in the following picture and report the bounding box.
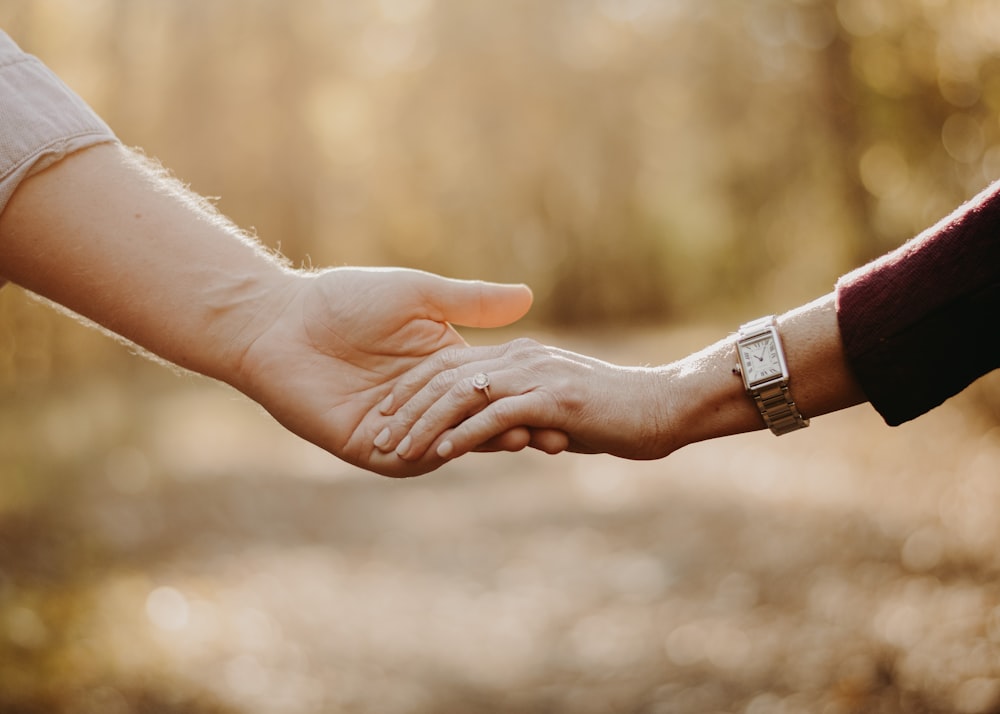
[835,181,1000,426]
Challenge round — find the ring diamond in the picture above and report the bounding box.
[472,372,492,402]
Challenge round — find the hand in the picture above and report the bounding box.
[373,338,676,462]
[0,141,558,477]
[231,267,549,477]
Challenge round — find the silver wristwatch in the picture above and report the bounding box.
[735,316,809,436]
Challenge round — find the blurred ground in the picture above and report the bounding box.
[2,326,1000,714]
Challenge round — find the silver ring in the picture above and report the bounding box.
[472,372,492,402]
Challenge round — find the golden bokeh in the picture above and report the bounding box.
[2,2,1000,712]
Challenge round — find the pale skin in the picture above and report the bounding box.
[0,142,566,477]
[374,294,869,462]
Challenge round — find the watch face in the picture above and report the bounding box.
[740,335,783,384]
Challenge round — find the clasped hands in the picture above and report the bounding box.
[234,266,675,479]
[0,143,673,480]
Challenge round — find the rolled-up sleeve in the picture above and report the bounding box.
[836,181,1000,426]
[0,29,117,219]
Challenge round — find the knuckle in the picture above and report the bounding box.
[486,397,521,426]
[409,416,429,439]
[427,368,461,395]
[507,337,542,354]
[420,349,457,374]
[410,346,459,375]
[439,345,470,366]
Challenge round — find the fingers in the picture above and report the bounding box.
[528,428,570,455]
[379,343,509,417]
[417,272,533,328]
[390,365,508,459]
[373,336,566,462]
[433,393,552,459]
[472,427,568,456]
[356,424,540,478]
[474,427,532,453]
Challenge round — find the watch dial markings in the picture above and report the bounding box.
[743,337,781,382]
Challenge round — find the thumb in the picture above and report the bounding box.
[419,273,534,328]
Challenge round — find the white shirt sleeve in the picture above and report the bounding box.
[0,29,117,219]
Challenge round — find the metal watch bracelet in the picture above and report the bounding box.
[751,381,810,436]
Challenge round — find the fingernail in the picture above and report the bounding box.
[395,435,412,458]
[374,427,391,450]
[378,393,394,415]
[437,440,454,459]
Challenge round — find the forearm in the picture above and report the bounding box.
[378,292,867,462]
[659,293,868,451]
[0,142,294,383]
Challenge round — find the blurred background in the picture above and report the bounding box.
[2,0,1000,712]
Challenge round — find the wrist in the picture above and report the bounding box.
[735,315,810,435]
[657,336,766,452]
[190,264,304,387]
